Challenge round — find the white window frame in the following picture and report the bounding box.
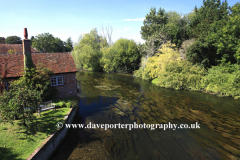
[50,76,64,86]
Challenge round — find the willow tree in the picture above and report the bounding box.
[72,28,108,71]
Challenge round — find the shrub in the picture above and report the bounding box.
[66,101,72,108]
[153,60,206,90]
[203,63,240,99]
[55,101,66,108]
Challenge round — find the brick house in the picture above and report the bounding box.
[0,28,78,98]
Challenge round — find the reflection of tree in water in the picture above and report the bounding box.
[75,71,240,159]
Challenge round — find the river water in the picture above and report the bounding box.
[51,71,240,160]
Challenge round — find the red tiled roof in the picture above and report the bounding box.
[0,52,77,78]
[0,44,38,53]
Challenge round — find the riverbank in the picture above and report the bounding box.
[0,107,71,160]
[0,97,79,160]
[151,74,240,100]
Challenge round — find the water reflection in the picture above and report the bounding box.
[52,71,240,160]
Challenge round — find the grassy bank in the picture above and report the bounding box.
[0,107,71,160]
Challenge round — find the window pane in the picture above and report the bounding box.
[51,77,57,86]
[58,76,63,85]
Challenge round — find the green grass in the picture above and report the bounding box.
[0,108,71,160]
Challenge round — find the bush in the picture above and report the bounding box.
[203,63,240,99]
[153,60,206,90]
[66,101,72,108]
[55,101,66,108]
[53,98,78,108]
[133,67,151,80]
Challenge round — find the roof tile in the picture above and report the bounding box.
[0,52,77,78]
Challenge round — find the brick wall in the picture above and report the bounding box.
[51,72,77,98]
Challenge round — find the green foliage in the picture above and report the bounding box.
[186,0,230,68]
[212,2,240,64]
[66,101,72,108]
[147,42,181,78]
[5,36,22,44]
[65,37,73,52]
[133,66,151,80]
[72,28,107,71]
[30,36,34,46]
[55,101,66,108]
[53,98,78,108]
[202,63,240,99]
[32,33,68,53]
[189,0,229,38]
[0,79,43,126]
[153,60,206,90]
[134,42,181,80]
[141,7,168,40]
[100,46,115,72]
[12,63,57,101]
[101,38,141,73]
[7,49,17,54]
[0,108,70,159]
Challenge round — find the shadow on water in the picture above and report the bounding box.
[51,71,240,160]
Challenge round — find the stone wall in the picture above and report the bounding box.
[52,72,77,98]
[27,106,79,160]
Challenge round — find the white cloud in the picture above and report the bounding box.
[124,18,145,21]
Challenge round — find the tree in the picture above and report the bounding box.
[12,63,58,101]
[101,38,141,73]
[30,36,35,46]
[5,36,22,44]
[65,37,73,52]
[32,33,67,53]
[213,2,240,64]
[72,28,107,71]
[102,24,113,46]
[0,63,57,126]
[0,79,43,126]
[145,41,181,79]
[141,7,168,40]
[189,0,229,38]
[186,0,230,68]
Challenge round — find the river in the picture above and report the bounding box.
[51,71,240,160]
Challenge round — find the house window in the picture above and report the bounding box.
[50,76,64,86]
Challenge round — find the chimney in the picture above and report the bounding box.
[22,28,33,69]
[1,37,5,44]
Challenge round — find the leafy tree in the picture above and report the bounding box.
[154,60,206,90]
[72,28,107,71]
[189,0,229,38]
[65,37,73,52]
[5,36,22,44]
[32,33,67,53]
[101,38,141,73]
[30,36,35,46]
[52,37,66,52]
[145,41,181,79]
[202,63,240,99]
[141,7,168,41]
[0,79,43,126]
[213,2,240,64]
[186,0,230,68]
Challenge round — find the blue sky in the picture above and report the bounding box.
[1,0,239,45]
